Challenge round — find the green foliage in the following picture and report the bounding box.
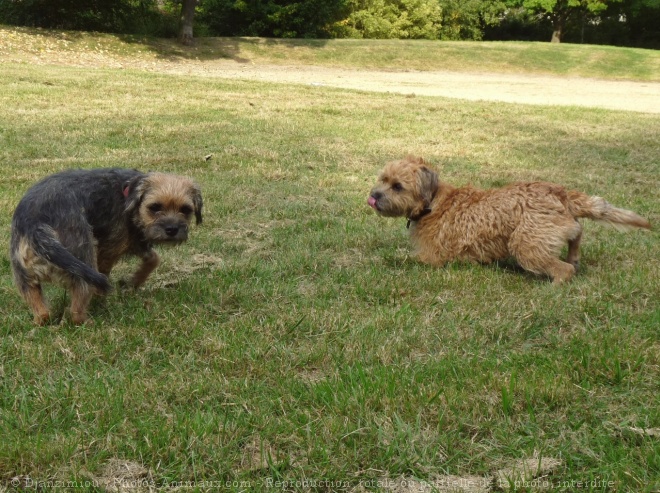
[493,0,660,46]
[516,0,624,40]
[486,6,552,41]
[198,0,348,37]
[437,0,507,40]
[520,0,620,16]
[0,0,173,35]
[0,0,657,46]
[336,0,442,39]
[596,0,660,47]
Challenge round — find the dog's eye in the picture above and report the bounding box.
[148,203,163,213]
[180,205,193,216]
[392,183,404,192]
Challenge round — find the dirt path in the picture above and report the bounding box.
[4,44,659,113]
[156,60,660,114]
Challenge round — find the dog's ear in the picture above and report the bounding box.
[124,174,148,214]
[406,155,427,166]
[191,183,203,225]
[417,166,439,206]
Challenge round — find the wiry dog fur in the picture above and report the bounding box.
[368,156,651,283]
[10,168,203,324]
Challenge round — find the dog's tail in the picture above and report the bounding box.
[567,190,651,232]
[30,225,112,293]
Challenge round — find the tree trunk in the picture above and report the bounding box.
[550,13,565,43]
[179,0,197,46]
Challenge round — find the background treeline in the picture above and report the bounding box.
[1,0,658,48]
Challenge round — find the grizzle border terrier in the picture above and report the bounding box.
[368,156,651,283]
[10,168,203,324]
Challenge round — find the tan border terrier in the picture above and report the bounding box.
[10,168,203,325]
[368,156,650,283]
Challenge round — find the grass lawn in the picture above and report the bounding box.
[0,28,659,492]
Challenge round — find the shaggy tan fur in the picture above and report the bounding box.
[368,156,651,283]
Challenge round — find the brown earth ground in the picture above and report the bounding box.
[162,62,660,114]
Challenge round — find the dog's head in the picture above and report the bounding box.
[368,156,438,219]
[125,172,203,244]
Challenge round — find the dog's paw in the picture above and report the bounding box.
[62,310,92,326]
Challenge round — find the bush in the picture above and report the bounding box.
[485,7,551,42]
[199,0,348,38]
[337,0,442,39]
[437,0,507,41]
[0,0,173,36]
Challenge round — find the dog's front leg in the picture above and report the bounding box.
[129,249,160,288]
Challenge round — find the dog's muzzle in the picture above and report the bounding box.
[148,221,189,243]
[165,226,180,237]
[368,193,381,211]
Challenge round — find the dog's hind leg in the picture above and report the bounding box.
[22,284,50,325]
[69,281,93,324]
[539,257,576,284]
[509,219,577,284]
[514,248,576,284]
[11,239,51,324]
[566,224,582,270]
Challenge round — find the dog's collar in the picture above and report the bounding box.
[406,187,438,228]
[406,207,432,229]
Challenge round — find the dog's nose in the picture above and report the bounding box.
[165,226,179,237]
[368,193,380,210]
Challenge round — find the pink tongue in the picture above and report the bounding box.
[367,196,377,208]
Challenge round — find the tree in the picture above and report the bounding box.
[179,0,197,44]
[518,0,622,42]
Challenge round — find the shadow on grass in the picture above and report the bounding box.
[6,26,330,63]
[121,36,332,63]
